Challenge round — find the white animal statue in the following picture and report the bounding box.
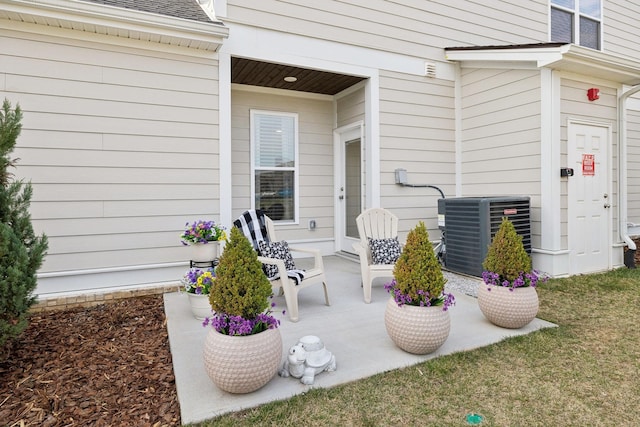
[279,335,336,385]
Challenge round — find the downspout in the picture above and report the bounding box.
[618,84,640,268]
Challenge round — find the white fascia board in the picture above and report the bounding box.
[221,23,456,81]
[1,0,229,51]
[445,46,566,68]
[446,44,640,85]
[552,47,640,85]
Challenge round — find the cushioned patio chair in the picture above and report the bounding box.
[352,208,401,303]
[234,210,330,322]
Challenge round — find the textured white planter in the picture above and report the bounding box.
[384,298,451,355]
[190,241,219,262]
[187,293,212,320]
[203,327,282,394]
[477,284,539,329]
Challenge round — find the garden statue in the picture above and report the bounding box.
[279,335,336,385]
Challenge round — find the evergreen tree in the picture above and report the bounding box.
[1,99,48,357]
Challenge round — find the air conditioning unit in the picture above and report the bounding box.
[437,196,531,277]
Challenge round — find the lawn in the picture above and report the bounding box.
[195,268,640,426]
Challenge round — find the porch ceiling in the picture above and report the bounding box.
[231,57,367,95]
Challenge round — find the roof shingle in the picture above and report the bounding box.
[80,0,218,23]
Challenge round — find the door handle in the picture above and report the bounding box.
[604,203,611,209]
[339,195,344,200]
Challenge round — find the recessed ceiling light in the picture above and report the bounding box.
[284,76,297,82]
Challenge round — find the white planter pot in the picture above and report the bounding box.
[187,293,212,320]
[477,284,539,329]
[384,298,451,355]
[190,241,219,262]
[203,327,282,394]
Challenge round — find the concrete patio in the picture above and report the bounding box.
[164,255,556,425]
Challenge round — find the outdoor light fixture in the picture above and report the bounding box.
[284,76,297,82]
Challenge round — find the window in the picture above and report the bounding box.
[551,0,602,50]
[250,110,298,222]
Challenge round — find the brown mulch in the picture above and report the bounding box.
[0,295,180,427]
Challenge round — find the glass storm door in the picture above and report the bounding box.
[337,124,363,253]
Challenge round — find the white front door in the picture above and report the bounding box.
[335,123,364,253]
[568,121,611,274]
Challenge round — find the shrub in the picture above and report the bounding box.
[0,99,48,357]
[387,221,453,309]
[206,226,277,335]
[482,217,533,286]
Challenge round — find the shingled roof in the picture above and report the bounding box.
[80,0,218,23]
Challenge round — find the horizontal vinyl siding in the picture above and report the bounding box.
[603,1,640,59]
[628,108,640,226]
[2,28,220,282]
[231,89,334,241]
[226,0,548,60]
[628,104,640,230]
[378,70,455,237]
[461,69,542,191]
[459,68,542,245]
[336,88,365,128]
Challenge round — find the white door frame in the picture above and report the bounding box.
[334,121,364,253]
[567,119,613,274]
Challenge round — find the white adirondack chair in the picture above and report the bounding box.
[352,208,399,303]
[234,210,330,322]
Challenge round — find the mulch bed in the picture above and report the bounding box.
[0,295,180,427]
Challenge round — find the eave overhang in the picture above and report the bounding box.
[445,43,640,86]
[0,0,229,52]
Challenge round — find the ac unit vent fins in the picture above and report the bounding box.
[437,196,531,277]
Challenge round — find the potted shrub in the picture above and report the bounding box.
[384,221,455,355]
[478,217,545,328]
[181,267,215,320]
[201,226,282,394]
[180,219,226,262]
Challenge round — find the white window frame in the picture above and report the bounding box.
[249,109,299,224]
[550,0,603,50]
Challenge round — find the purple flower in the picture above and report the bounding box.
[482,269,548,290]
[384,279,455,311]
[203,298,282,336]
[180,219,226,245]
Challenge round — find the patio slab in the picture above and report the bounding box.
[164,256,556,425]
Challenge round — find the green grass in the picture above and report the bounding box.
[193,268,640,426]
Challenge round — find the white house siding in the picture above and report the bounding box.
[378,70,456,238]
[627,107,640,228]
[1,24,221,296]
[225,0,548,57]
[230,87,334,242]
[336,87,365,128]
[458,68,542,245]
[602,1,640,58]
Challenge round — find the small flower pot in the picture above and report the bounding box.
[384,298,451,355]
[190,241,220,262]
[187,293,212,320]
[203,327,282,394]
[477,284,539,329]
